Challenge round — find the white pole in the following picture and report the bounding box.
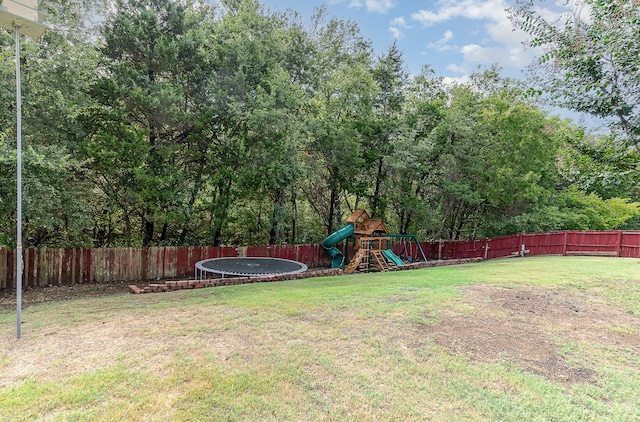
[15,23,23,339]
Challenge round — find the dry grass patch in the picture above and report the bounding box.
[1,256,639,421]
[422,284,640,384]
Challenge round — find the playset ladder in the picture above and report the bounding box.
[371,250,391,272]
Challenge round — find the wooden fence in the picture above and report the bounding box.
[2,230,640,290]
[0,244,331,290]
[424,230,640,261]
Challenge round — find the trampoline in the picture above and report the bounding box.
[195,257,308,279]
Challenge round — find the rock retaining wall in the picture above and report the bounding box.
[130,258,483,294]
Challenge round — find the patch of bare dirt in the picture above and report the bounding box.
[0,282,135,310]
[422,285,640,384]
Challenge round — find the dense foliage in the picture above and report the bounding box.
[1,0,638,248]
[510,0,640,153]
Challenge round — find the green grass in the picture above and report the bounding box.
[1,256,639,421]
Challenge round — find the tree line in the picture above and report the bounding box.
[0,0,638,248]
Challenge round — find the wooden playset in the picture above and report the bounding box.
[322,209,426,273]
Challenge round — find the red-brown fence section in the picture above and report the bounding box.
[421,230,640,261]
[2,230,640,289]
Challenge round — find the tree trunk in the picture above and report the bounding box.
[290,188,297,243]
[213,225,222,247]
[143,215,154,247]
[160,222,168,243]
[402,213,412,234]
[179,176,204,245]
[372,157,385,217]
[210,178,233,247]
[269,189,286,245]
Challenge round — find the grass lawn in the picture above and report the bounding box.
[1,256,639,421]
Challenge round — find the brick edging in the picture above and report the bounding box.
[130,258,483,294]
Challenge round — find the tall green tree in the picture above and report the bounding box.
[510,0,640,153]
[302,12,375,235]
[559,132,640,200]
[367,41,407,220]
[201,0,306,245]
[400,69,563,239]
[80,0,214,246]
[386,66,447,236]
[0,0,102,247]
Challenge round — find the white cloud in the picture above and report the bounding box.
[446,63,468,75]
[389,26,403,39]
[411,9,447,27]
[411,0,540,74]
[328,0,362,7]
[366,0,396,13]
[332,0,396,13]
[389,15,409,39]
[450,42,531,74]
[460,44,485,62]
[391,16,408,27]
[412,0,509,27]
[427,29,454,52]
[442,74,470,85]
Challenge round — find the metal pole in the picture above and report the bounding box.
[15,23,23,339]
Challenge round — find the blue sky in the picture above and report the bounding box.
[258,0,602,127]
[258,0,566,81]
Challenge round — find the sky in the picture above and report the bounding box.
[258,0,566,81]
[258,0,601,127]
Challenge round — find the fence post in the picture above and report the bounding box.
[617,230,623,257]
[518,233,524,257]
[562,231,568,256]
[483,238,489,260]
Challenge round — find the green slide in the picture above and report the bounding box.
[382,249,404,266]
[321,224,354,268]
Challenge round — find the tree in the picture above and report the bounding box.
[510,0,640,153]
[398,69,563,240]
[385,66,447,236]
[81,0,214,246]
[200,0,306,245]
[241,3,305,246]
[301,12,375,235]
[558,132,640,200]
[556,187,640,230]
[366,41,408,220]
[0,0,103,247]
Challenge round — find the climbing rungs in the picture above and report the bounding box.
[371,250,390,272]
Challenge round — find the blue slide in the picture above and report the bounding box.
[321,224,354,268]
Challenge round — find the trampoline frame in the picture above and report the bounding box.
[195,257,308,279]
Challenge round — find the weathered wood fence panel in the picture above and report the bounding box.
[485,235,519,259]
[0,247,12,290]
[0,243,334,289]
[621,231,640,258]
[523,232,566,256]
[565,231,622,255]
[2,231,640,289]
[420,242,439,260]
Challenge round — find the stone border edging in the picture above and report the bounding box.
[129,258,483,294]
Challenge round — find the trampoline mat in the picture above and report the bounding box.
[196,257,307,277]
